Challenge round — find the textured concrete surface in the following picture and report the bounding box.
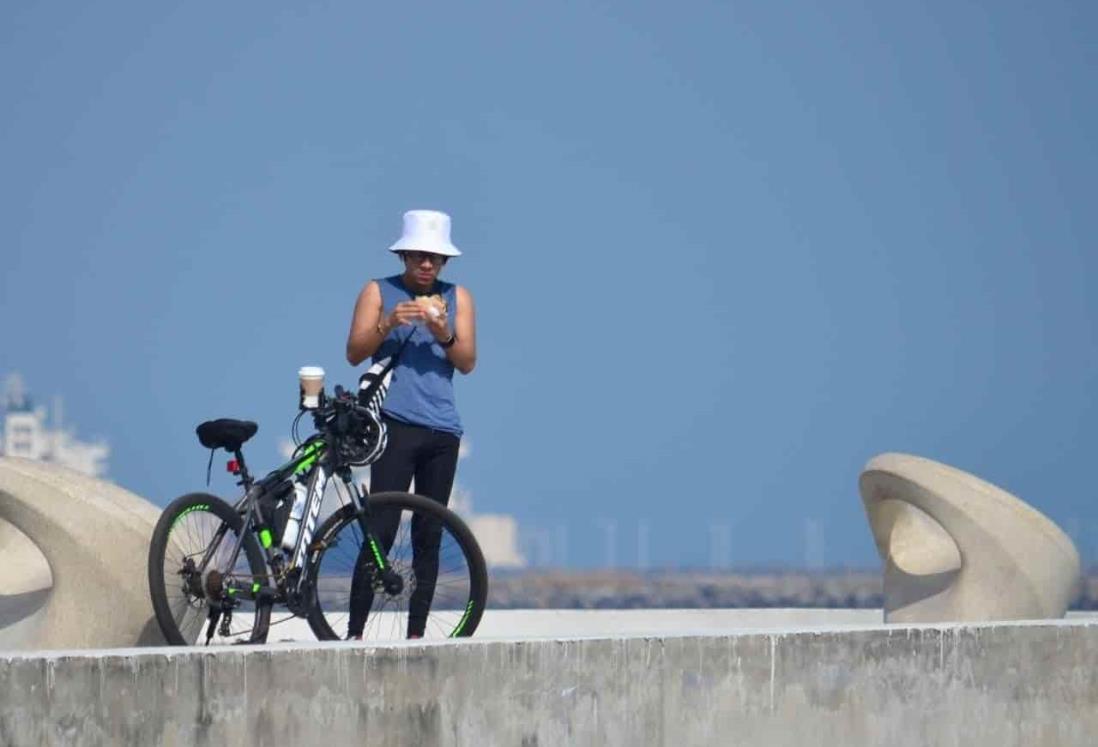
[1,618,1096,746]
[0,516,52,596]
[0,457,167,649]
[860,453,1080,623]
[254,608,889,643]
[254,608,1098,644]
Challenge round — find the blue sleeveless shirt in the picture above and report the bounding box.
[371,275,463,436]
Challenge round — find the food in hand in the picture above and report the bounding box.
[415,294,447,320]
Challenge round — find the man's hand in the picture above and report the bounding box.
[423,306,453,342]
[385,301,426,330]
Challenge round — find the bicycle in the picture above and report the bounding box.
[146,352,488,645]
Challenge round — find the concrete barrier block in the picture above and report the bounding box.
[0,457,168,650]
[860,453,1080,623]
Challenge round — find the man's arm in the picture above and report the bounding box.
[426,285,476,374]
[346,281,387,366]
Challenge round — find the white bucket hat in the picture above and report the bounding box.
[387,209,462,257]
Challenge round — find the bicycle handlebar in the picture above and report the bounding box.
[303,384,380,440]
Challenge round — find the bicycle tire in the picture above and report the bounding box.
[148,493,271,645]
[305,491,488,641]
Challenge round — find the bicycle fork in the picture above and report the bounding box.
[279,464,400,615]
[298,467,403,598]
[343,472,403,596]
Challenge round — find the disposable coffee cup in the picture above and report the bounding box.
[298,366,325,409]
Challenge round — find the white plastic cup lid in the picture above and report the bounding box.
[298,366,325,378]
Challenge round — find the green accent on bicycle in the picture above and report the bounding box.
[450,600,476,637]
[259,528,273,548]
[169,504,210,533]
[252,582,261,594]
[368,537,386,569]
[293,441,326,475]
[275,442,322,472]
[228,588,238,596]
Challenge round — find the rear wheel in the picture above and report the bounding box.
[306,492,488,642]
[148,493,271,645]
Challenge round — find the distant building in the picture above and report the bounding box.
[0,373,110,478]
[447,486,527,569]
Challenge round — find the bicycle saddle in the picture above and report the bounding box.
[196,419,258,452]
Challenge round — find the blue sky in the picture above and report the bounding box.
[2,1,1096,569]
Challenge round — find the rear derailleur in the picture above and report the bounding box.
[202,570,237,645]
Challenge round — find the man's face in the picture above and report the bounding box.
[402,251,446,286]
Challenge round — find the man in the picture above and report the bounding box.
[344,209,477,639]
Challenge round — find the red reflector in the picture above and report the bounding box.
[226,459,239,474]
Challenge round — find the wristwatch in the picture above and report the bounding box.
[439,332,457,349]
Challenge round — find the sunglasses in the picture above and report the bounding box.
[401,251,446,266]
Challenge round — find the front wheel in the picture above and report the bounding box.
[306,492,488,641]
[148,493,271,645]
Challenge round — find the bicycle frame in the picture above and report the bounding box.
[190,344,412,622]
[194,434,393,613]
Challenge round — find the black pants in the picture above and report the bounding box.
[348,416,461,637]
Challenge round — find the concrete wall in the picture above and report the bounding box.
[2,619,1097,746]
